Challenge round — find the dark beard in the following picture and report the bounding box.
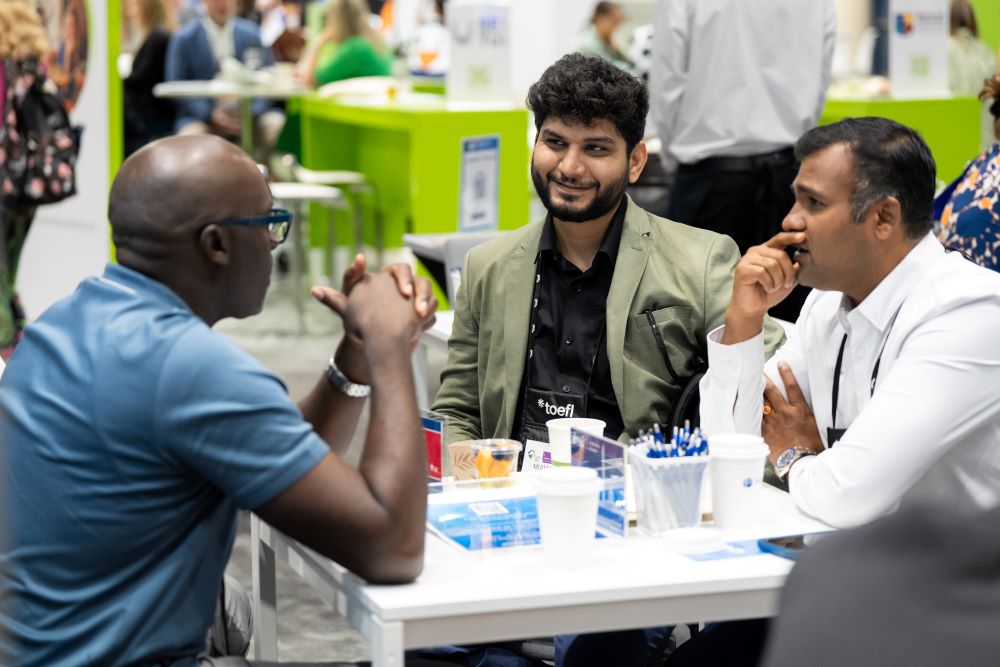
[531,165,628,223]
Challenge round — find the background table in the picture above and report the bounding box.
[153,79,310,154]
[251,486,830,665]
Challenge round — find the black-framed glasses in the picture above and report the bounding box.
[214,208,293,244]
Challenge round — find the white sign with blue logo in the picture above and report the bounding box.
[458,135,500,231]
[888,0,949,98]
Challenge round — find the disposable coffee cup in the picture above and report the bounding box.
[546,418,606,467]
[709,433,769,529]
[534,467,602,566]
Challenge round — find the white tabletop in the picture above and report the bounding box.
[153,79,310,100]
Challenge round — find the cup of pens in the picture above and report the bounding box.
[628,423,710,535]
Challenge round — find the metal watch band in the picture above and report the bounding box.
[325,356,371,398]
[775,446,816,481]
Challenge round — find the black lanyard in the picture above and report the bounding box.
[829,304,904,443]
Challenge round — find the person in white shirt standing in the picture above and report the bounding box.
[669,116,1000,667]
[649,0,835,321]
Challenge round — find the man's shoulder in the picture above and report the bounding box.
[233,16,263,38]
[633,204,740,268]
[173,19,204,41]
[465,222,543,269]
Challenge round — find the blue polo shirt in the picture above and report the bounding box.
[0,264,328,666]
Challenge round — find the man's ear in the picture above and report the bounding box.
[199,224,232,266]
[628,141,648,184]
[871,196,903,241]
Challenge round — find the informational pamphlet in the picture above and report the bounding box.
[458,135,500,231]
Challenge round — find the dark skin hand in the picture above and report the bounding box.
[761,362,824,465]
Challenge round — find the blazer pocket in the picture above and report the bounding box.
[631,306,702,380]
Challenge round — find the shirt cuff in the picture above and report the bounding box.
[707,324,765,384]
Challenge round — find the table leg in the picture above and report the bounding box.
[413,339,430,410]
[251,515,279,661]
[240,97,254,156]
[370,615,405,667]
[289,202,306,335]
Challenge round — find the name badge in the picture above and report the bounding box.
[522,438,554,472]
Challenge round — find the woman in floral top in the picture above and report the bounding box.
[934,75,1000,273]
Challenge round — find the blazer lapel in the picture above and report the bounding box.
[501,229,542,434]
[607,197,652,399]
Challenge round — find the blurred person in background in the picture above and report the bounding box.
[949,0,994,96]
[0,0,50,359]
[165,0,285,154]
[295,0,391,87]
[934,74,1000,272]
[651,0,835,322]
[576,1,633,73]
[123,0,178,156]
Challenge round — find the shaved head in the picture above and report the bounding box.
[110,135,270,263]
[108,135,276,325]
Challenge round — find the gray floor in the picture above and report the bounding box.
[216,269,447,662]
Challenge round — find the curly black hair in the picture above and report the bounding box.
[526,53,648,153]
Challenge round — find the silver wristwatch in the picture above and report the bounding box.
[325,356,371,398]
[775,446,816,481]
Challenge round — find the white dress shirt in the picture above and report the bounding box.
[650,0,836,164]
[201,16,236,63]
[701,234,1000,528]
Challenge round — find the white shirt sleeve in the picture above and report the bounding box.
[814,1,837,124]
[699,319,808,438]
[788,299,1000,528]
[649,0,690,159]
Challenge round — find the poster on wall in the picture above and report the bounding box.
[458,135,499,232]
[888,0,949,98]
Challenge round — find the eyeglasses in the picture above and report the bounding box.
[214,208,293,244]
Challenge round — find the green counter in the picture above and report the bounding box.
[821,96,981,183]
[291,95,531,253]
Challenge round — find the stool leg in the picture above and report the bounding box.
[290,202,306,335]
[325,204,337,285]
[347,191,363,261]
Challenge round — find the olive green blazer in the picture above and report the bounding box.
[432,197,786,443]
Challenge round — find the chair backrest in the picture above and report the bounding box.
[441,232,504,303]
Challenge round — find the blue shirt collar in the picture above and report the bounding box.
[100,263,193,314]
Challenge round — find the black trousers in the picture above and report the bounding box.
[665,619,770,667]
[666,150,809,322]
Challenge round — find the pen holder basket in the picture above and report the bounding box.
[629,451,710,535]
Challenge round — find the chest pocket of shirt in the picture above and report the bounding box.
[631,306,702,387]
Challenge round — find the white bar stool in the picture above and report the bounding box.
[268,181,347,334]
[277,154,384,267]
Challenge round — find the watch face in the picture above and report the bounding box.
[776,448,797,468]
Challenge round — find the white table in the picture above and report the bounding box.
[152,79,310,154]
[413,310,453,410]
[251,486,830,665]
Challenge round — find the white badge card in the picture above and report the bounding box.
[522,438,554,472]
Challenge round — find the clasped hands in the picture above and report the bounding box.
[311,254,438,384]
[761,361,824,465]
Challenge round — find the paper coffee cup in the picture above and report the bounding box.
[709,433,769,529]
[546,418,606,467]
[534,467,602,566]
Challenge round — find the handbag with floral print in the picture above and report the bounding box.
[0,59,79,208]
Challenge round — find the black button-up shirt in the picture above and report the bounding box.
[513,198,627,441]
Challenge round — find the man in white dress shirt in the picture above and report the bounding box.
[650,0,836,320]
[700,117,1000,530]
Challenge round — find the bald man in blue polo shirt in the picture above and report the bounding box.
[0,136,441,666]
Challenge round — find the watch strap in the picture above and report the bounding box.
[325,356,371,398]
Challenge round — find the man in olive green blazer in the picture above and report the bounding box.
[433,194,786,443]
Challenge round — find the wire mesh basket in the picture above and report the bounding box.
[629,451,710,535]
